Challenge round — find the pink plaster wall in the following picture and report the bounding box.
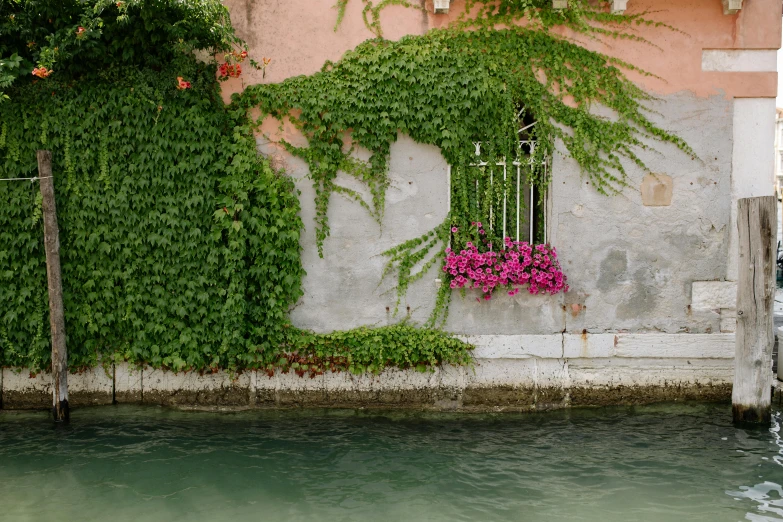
[221,0,781,101]
[586,0,781,98]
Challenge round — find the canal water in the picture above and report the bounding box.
[2,403,783,521]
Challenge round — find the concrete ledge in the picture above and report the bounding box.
[1,368,114,409]
[0,334,737,410]
[2,369,51,409]
[143,369,251,406]
[70,368,114,406]
[115,364,142,403]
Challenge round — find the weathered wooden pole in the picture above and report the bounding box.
[37,150,69,422]
[732,195,776,425]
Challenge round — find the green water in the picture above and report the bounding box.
[2,404,783,521]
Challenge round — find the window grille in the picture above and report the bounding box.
[451,119,548,245]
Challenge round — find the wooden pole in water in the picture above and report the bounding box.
[37,150,69,422]
[732,195,776,425]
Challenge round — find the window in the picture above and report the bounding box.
[449,113,548,245]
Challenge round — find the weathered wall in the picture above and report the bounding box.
[271,92,733,336]
[550,92,733,335]
[226,0,778,340]
[1,355,734,411]
[2,1,779,409]
[261,135,449,331]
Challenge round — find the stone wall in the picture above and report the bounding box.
[1,349,733,411]
[280,92,734,339]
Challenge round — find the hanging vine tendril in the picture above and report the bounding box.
[238,1,693,323]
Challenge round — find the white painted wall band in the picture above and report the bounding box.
[458,333,735,359]
[702,50,777,73]
[728,98,777,281]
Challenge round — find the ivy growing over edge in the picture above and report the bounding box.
[0,0,475,375]
[236,1,694,324]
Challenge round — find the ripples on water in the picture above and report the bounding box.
[2,403,783,521]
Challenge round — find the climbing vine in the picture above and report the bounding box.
[238,1,693,322]
[0,0,696,371]
[334,0,422,38]
[0,0,474,374]
[0,62,473,373]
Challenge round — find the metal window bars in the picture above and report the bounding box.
[468,126,547,244]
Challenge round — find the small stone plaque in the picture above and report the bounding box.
[641,173,673,206]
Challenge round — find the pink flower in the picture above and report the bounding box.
[441,235,568,302]
[451,227,458,233]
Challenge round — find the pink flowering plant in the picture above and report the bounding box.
[443,222,568,301]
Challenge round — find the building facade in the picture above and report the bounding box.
[4,0,782,409]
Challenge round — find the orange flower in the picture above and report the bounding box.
[261,57,271,79]
[240,51,248,59]
[76,26,85,36]
[176,77,191,90]
[218,63,243,78]
[32,67,52,78]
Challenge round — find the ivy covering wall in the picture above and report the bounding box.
[0,62,303,371]
[0,1,474,373]
[237,2,694,323]
[0,0,693,373]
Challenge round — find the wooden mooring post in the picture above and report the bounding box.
[37,150,69,422]
[732,195,776,425]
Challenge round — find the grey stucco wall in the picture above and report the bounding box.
[261,92,732,335]
[551,93,731,334]
[260,135,449,332]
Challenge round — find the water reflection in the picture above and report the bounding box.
[3,403,783,522]
[727,413,783,521]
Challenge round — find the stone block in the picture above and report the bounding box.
[275,370,325,405]
[461,334,563,359]
[467,358,537,387]
[253,371,277,404]
[2,369,51,409]
[142,369,251,406]
[691,281,736,310]
[536,359,569,408]
[568,357,733,390]
[69,367,113,406]
[720,308,737,333]
[349,368,436,405]
[463,359,537,408]
[563,333,615,358]
[614,333,734,359]
[434,365,465,406]
[115,363,142,403]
